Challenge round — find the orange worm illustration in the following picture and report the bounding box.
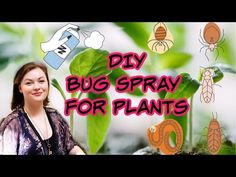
[147,119,183,155]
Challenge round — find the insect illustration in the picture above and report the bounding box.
[147,22,174,54]
[207,112,222,155]
[200,68,215,103]
[147,119,183,155]
[199,22,225,61]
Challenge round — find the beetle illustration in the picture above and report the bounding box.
[147,119,183,155]
[199,22,225,61]
[207,112,222,155]
[147,22,174,54]
[200,68,215,103]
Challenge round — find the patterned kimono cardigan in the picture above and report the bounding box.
[0,107,84,155]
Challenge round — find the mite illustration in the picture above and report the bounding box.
[207,113,222,155]
[147,22,174,54]
[200,68,215,103]
[147,119,183,155]
[199,22,224,61]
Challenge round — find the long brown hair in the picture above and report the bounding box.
[11,62,50,110]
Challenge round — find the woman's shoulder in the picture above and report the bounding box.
[0,109,21,131]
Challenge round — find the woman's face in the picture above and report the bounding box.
[19,68,49,105]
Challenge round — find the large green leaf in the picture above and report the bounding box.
[157,52,192,70]
[164,73,200,146]
[108,68,144,96]
[70,48,111,77]
[87,92,111,154]
[114,22,150,51]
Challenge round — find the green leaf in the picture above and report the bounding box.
[114,22,150,51]
[165,73,200,99]
[0,23,26,37]
[32,27,45,59]
[69,48,111,77]
[108,68,144,96]
[213,63,236,74]
[219,141,236,155]
[51,78,66,100]
[158,90,167,99]
[0,58,10,71]
[87,92,111,154]
[216,35,235,65]
[198,66,224,83]
[167,23,186,52]
[164,73,200,145]
[157,52,192,70]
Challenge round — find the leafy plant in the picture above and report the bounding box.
[52,48,144,154]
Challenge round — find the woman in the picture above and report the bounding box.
[0,62,86,155]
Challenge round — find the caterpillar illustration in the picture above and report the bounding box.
[147,119,183,155]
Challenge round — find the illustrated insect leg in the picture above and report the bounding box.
[218,29,225,44]
[199,29,208,45]
[148,39,156,44]
[153,23,161,33]
[200,45,208,53]
[161,41,166,51]
[163,41,169,51]
[161,22,167,31]
[218,45,224,53]
[198,38,207,46]
[154,42,159,52]
[198,133,207,144]
[151,42,158,51]
[165,39,174,45]
[205,48,210,61]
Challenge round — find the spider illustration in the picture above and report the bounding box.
[199,22,225,61]
[147,22,174,54]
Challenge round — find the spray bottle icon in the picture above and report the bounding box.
[41,25,80,70]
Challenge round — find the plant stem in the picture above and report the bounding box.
[70,91,83,136]
[189,96,194,151]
